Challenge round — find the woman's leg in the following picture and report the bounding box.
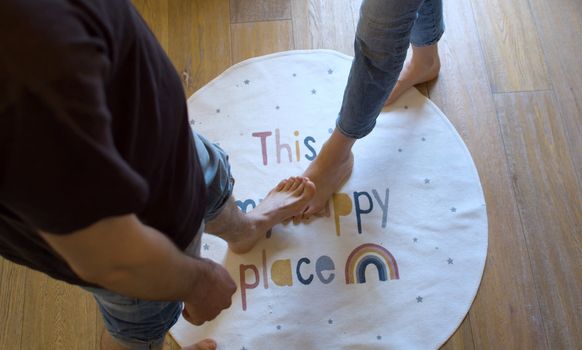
[302,0,425,216]
[386,0,445,104]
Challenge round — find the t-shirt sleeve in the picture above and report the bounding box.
[0,3,149,233]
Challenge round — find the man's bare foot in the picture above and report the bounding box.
[227,176,316,254]
[385,43,440,105]
[181,338,218,350]
[301,130,355,217]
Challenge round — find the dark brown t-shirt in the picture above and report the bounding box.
[0,0,207,286]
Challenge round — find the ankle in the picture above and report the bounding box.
[324,130,356,157]
[246,212,270,234]
[411,44,440,67]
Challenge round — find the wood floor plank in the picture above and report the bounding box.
[292,0,356,55]
[528,0,582,189]
[0,259,26,350]
[132,0,169,51]
[494,91,582,349]
[20,270,98,350]
[4,1,581,349]
[95,312,104,350]
[230,20,294,64]
[164,338,178,349]
[163,334,180,350]
[440,316,475,350]
[429,0,548,348]
[349,0,363,30]
[416,83,429,99]
[230,0,291,23]
[470,0,550,92]
[166,0,232,97]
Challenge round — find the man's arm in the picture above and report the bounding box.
[39,214,236,325]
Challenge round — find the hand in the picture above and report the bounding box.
[182,258,237,326]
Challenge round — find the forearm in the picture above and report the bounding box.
[40,215,211,303]
[90,223,209,302]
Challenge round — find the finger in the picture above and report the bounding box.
[182,309,199,326]
[182,308,204,326]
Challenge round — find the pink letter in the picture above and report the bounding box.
[252,131,272,165]
[239,264,260,311]
[275,128,292,163]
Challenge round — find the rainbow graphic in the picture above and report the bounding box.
[345,243,399,284]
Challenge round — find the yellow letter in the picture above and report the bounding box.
[333,192,352,236]
[271,259,293,286]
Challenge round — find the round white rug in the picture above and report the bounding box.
[171,50,488,350]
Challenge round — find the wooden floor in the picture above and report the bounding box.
[2,0,581,349]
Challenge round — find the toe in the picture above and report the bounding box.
[197,339,218,350]
[288,177,303,192]
[294,179,308,195]
[282,177,295,191]
[275,179,288,191]
[292,215,302,225]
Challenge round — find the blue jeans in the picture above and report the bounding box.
[337,0,444,139]
[85,132,233,350]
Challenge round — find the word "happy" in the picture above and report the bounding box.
[236,188,389,236]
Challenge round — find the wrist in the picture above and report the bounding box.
[183,257,214,301]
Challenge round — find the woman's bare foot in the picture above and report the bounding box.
[301,130,355,217]
[227,176,316,254]
[181,338,218,350]
[385,43,440,105]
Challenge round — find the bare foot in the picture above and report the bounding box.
[181,339,218,350]
[301,130,355,217]
[228,176,316,254]
[385,43,440,105]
